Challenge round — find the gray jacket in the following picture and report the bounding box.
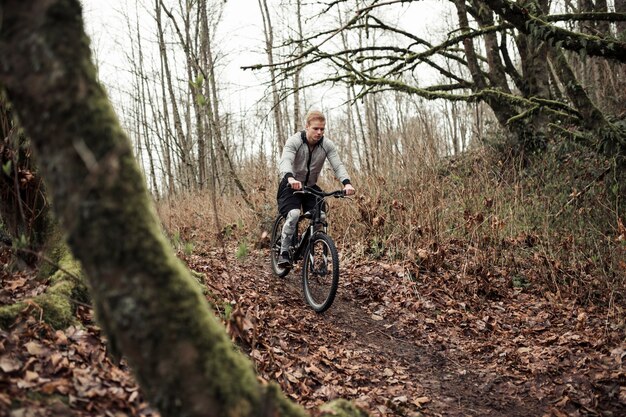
[279,131,351,187]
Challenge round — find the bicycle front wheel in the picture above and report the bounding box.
[270,215,290,277]
[302,233,339,313]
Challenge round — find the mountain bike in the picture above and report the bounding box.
[270,187,346,313]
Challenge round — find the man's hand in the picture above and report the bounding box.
[288,177,302,190]
[344,183,355,196]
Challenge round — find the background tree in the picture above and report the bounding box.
[252,0,626,159]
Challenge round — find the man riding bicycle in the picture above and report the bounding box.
[276,110,355,268]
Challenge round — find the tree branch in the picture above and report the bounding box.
[482,0,626,62]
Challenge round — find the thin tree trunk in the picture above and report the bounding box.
[133,9,160,199]
[337,7,367,171]
[453,0,526,147]
[292,0,304,131]
[156,0,193,191]
[200,4,253,208]
[453,0,487,90]
[258,0,287,150]
[156,28,176,196]
[473,0,510,93]
[548,47,607,131]
[514,0,550,144]
[617,0,626,36]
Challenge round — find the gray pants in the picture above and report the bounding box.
[280,209,326,253]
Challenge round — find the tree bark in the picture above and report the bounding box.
[0,1,366,416]
[617,0,626,37]
[514,0,551,144]
[481,0,626,62]
[292,0,304,132]
[547,47,607,130]
[156,0,194,191]
[452,0,520,133]
[472,0,511,93]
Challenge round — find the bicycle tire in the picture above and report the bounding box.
[270,215,290,277]
[302,233,339,313]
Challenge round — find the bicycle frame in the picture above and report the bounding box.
[291,187,343,261]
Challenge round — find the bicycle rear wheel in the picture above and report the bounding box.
[270,215,290,277]
[302,233,339,313]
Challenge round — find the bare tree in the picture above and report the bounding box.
[155,0,195,191]
[258,0,287,149]
[247,0,626,159]
[292,0,305,131]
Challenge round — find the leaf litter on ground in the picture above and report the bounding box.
[0,243,624,416]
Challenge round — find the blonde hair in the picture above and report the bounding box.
[305,110,325,126]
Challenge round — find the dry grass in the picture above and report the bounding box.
[155,143,625,311]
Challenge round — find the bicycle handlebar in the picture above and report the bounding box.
[294,186,346,198]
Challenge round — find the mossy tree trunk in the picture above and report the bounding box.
[0,1,366,416]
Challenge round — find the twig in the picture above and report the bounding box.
[0,242,83,282]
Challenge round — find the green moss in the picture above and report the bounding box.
[37,281,75,329]
[0,280,75,330]
[319,399,369,417]
[260,382,308,417]
[0,302,28,329]
[37,228,68,279]
[0,243,86,330]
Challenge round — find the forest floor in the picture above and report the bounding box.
[1,243,625,416]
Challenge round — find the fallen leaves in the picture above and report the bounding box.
[0,315,158,416]
[1,243,625,417]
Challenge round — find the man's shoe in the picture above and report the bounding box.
[277,251,292,268]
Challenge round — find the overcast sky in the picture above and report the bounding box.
[81,0,455,119]
[82,0,267,111]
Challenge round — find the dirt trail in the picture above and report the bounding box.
[243,254,544,415]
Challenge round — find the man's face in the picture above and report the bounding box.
[305,119,325,145]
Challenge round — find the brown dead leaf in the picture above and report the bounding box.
[49,352,63,368]
[25,370,39,382]
[7,277,27,291]
[412,396,431,407]
[41,379,71,395]
[285,372,300,383]
[25,340,46,356]
[392,395,408,404]
[550,407,569,417]
[54,330,68,346]
[0,355,22,372]
[554,396,569,407]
